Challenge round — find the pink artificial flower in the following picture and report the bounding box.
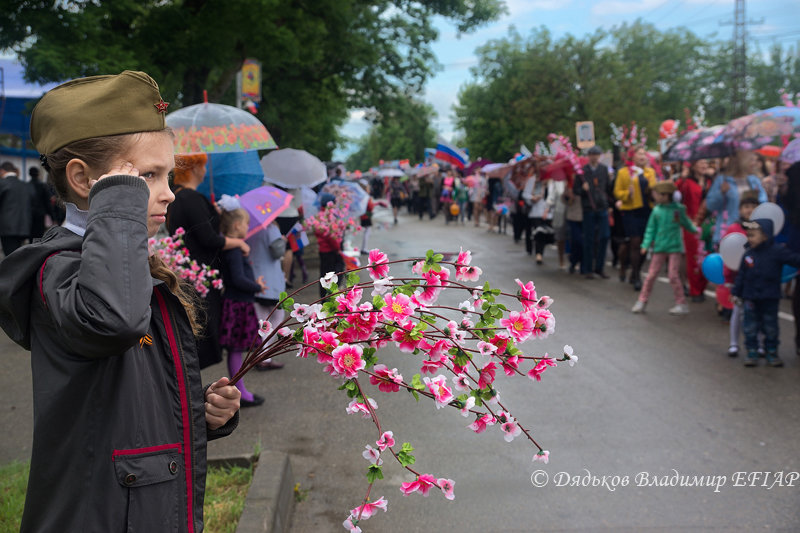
[468,413,496,433]
[349,496,388,521]
[456,247,472,267]
[422,375,454,408]
[342,517,361,533]
[452,373,471,392]
[461,317,474,329]
[400,474,437,497]
[320,272,338,290]
[477,341,497,356]
[489,332,510,355]
[391,320,423,353]
[411,260,424,274]
[477,362,497,389]
[530,308,555,339]
[536,295,554,309]
[362,444,382,465]
[298,327,320,358]
[500,355,520,376]
[331,344,365,378]
[312,329,338,361]
[336,287,363,312]
[174,227,186,236]
[460,396,475,417]
[346,397,378,418]
[371,276,394,297]
[291,303,313,321]
[367,249,390,280]
[369,365,403,393]
[277,326,292,337]
[381,293,417,323]
[456,265,482,282]
[437,478,456,500]
[258,319,272,340]
[420,358,444,374]
[425,338,452,362]
[515,279,538,311]
[499,412,522,442]
[532,450,550,464]
[376,431,395,451]
[527,357,557,382]
[500,311,535,343]
[444,320,467,343]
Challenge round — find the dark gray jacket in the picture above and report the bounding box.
[0,176,236,532]
[0,174,32,236]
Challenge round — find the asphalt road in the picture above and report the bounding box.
[2,205,799,532]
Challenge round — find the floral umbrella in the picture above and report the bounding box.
[166,96,277,201]
[720,106,800,151]
[166,101,277,155]
[661,125,731,162]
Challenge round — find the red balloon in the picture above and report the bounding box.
[716,285,733,310]
[659,119,677,139]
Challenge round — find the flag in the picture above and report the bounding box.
[435,138,469,169]
[287,222,309,252]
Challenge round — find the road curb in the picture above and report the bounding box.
[208,451,295,533]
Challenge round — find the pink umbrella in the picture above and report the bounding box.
[239,185,294,239]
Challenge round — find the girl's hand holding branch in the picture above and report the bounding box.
[205,377,241,430]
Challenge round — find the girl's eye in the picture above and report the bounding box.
[141,172,156,180]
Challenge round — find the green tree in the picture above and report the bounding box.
[1,0,504,159]
[453,20,800,160]
[346,96,436,170]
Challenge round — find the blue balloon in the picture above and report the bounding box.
[702,253,725,285]
[782,265,797,283]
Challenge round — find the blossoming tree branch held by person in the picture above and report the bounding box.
[222,247,578,531]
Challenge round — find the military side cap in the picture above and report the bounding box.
[653,180,677,195]
[31,71,169,154]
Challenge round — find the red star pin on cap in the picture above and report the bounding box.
[154,99,169,113]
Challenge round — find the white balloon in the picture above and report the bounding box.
[751,202,785,235]
[719,232,748,270]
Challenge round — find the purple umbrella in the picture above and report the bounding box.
[662,125,730,162]
[239,185,294,239]
[464,158,492,175]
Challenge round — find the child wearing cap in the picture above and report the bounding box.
[632,180,698,315]
[0,71,240,532]
[721,191,760,357]
[732,217,800,366]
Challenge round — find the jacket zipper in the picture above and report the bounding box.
[155,289,195,533]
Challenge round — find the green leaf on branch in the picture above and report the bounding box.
[410,373,425,391]
[397,443,416,467]
[373,294,386,309]
[280,297,295,312]
[347,271,360,287]
[367,464,384,483]
[394,283,417,296]
[453,348,472,367]
[362,347,378,367]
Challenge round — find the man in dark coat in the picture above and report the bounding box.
[574,146,611,279]
[0,161,32,256]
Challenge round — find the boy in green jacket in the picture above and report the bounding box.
[632,180,698,315]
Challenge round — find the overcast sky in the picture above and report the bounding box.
[333,0,800,160]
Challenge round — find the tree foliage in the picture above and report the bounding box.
[454,21,800,162]
[346,96,437,170]
[1,0,504,160]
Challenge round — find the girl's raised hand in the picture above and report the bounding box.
[91,161,139,189]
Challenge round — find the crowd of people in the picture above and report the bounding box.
[375,144,800,367]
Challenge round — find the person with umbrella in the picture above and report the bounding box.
[706,151,767,246]
[167,153,251,369]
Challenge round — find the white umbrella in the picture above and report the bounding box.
[377,168,406,177]
[261,148,327,188]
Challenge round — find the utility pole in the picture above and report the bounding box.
[721,0,764,117]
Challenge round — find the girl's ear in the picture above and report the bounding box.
[65,158,92,204]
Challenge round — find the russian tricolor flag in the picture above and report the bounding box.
[435,137,469,169]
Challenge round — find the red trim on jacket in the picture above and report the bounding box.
[111,443,182,461]
[38,251,68,307]
[155,289,195,533]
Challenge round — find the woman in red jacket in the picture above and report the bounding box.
[677,159,712,302]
